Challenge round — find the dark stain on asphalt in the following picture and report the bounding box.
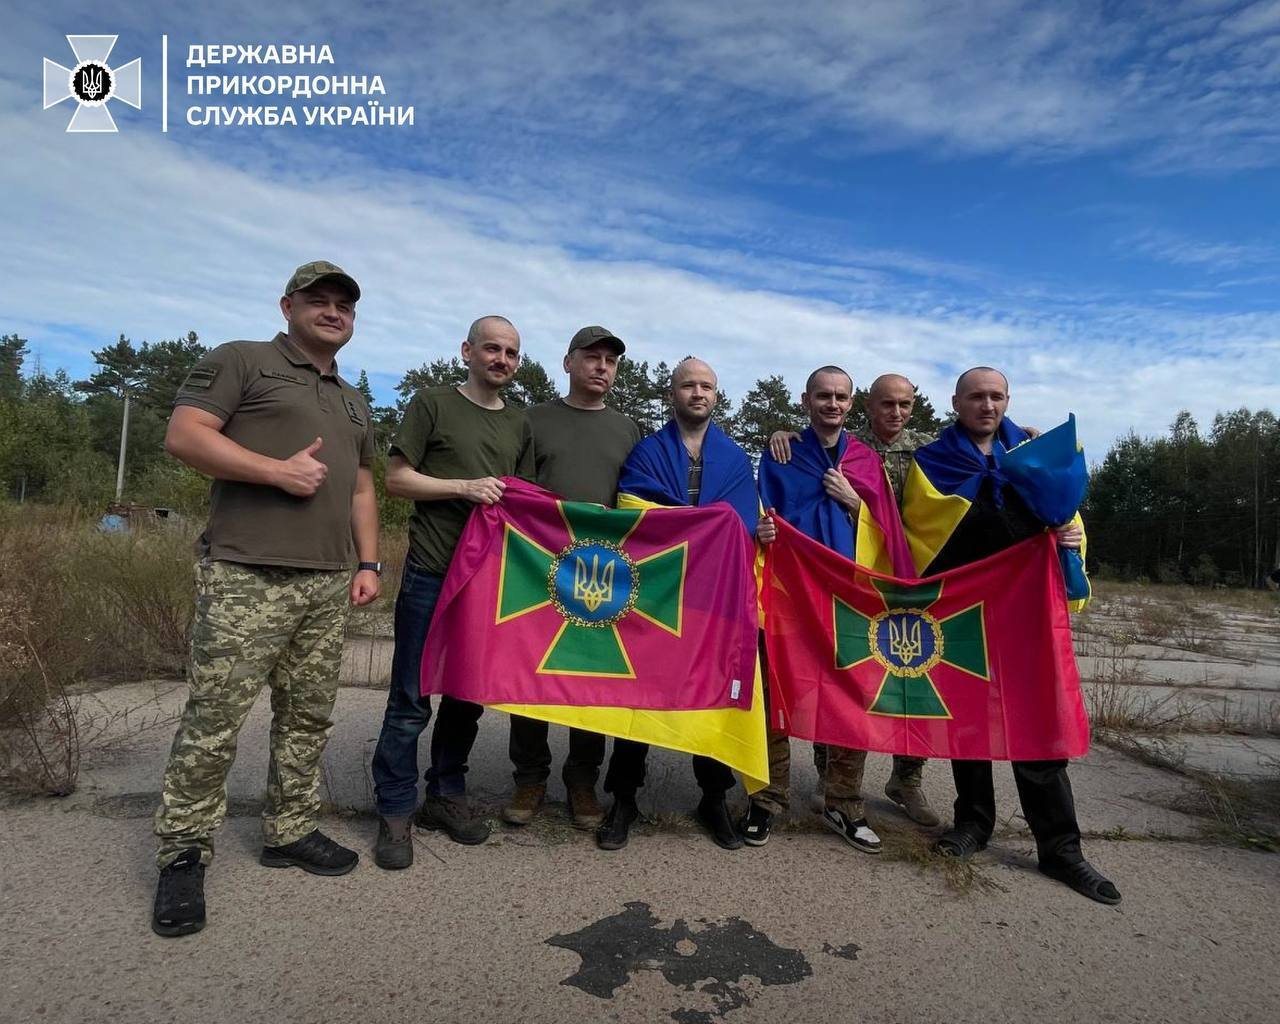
[547,901,812,1021]
[822,941,861,961]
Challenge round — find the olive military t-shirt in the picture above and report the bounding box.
[173,333,375,570]
[525,399,641,505]
[392,385,535,575]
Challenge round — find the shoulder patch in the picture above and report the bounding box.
[182,367,218,390]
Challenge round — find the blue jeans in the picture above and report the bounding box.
[371,560,484,815]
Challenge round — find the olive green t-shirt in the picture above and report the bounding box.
[173,333,375,570]
[392,385,535,574]
[526,399,641,505]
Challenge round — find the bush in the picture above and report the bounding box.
[1190,553,1220,587]
[131,457,211,516]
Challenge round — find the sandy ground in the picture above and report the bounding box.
[2,681,1278,1024]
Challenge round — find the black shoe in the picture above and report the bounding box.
[416,794,491,845]
[373,814,414,870]
[934,829,987,860]
[596,797,639,851]
[260,829,359,875]
[697,796,744,850]
[739,802,773,847]
[1040,859,1122,905]
[152,849,206,937]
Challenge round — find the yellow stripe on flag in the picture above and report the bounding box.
[900,460,972,574]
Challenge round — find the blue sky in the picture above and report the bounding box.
[4,1,1279,455]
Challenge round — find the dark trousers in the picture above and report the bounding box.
[951,759,1083,868]
[603,738,735,800]
[371,560,485,815]
[508,715,607,787]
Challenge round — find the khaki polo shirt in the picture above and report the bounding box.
[174,332,375,569]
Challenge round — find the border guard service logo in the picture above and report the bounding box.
[43,35,141,132]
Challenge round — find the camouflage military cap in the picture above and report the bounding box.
[284,260,361,302]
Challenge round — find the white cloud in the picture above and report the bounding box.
[1119,227,1275,270]
[3,70,1277,461]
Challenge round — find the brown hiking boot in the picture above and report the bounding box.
[566,783,604,830]
[502,783,546,826]
[884,781,941,827]
[416,794,491,845]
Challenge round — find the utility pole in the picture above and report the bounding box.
[1254,425,1262,586]
[115,390,131,502]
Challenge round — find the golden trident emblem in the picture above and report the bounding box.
[573,553,615,613]
[888,616,923,664]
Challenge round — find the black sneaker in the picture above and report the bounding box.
[697,796,744,850]
[596,797,639,851]
[822,809,882,854]
[260,829,359,875]
[152,849,206,937]
[416,794,491,845]
[373,814,414,870]
[739,802,773,847]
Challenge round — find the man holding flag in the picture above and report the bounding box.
[369,315,535,869]
[769,372,942,827]
[596,357,760,851]
[503,326,640,831]
[751,367,914,853]
[904,366,1120,904]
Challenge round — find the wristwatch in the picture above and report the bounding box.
[357,561,383,576]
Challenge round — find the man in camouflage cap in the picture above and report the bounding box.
[152,260,381,937]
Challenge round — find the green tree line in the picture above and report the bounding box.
[3,331,1275,585]
[1084,410,1280,587]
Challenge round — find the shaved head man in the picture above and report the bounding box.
[906,366,1120,905]
[598,355,761,852]
[848,372,944,827]
[951,367,1010,446]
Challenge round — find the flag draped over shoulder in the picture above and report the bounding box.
[757,427,915,577]
[618,420,759,530]
[763,517,1089,761]
[903,416,1090,607]
[422,478,757,710]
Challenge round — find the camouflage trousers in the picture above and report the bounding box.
[755,729,868,819]
[813,747,928,788]
[154,560,349,868]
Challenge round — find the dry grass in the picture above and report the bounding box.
[876,821,1005,895]
[0,505,193,795]
[1089,579,1280,615]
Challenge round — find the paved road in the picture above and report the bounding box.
[1,683,1277,1024]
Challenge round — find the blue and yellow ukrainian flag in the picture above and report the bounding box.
[902,415,1091,610]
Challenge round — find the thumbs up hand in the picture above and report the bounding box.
[275,436,328,496]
